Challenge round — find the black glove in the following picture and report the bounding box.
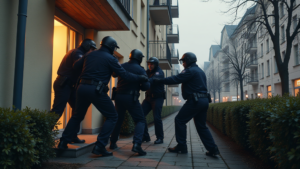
[139,75,149,82]
[153,78,164,84]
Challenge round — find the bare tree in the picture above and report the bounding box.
[220,38,250,100]
[207,70,223,102]
[219,0,300,95]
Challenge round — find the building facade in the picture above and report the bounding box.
[205,3,300,102]
[0,0,181,134]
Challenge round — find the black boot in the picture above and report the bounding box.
[109,142,118,150]
[57,140,68,150]
[132,143,147,156]
[154,139,163,144]
[71,137,85,144]
[206,146,220,157]
[92,144,113,156]
[168,144,188,154]
[142,136,151,142]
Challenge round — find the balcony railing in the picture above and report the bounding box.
[170,48,179,64]
[222,88,230,92]
[246,41,257,53]
[149,41,172,69]
[246,59,258,68]
[221,66,229,72]
[247,75,259,84]
[117,0,131,16]
[167,24,179,43]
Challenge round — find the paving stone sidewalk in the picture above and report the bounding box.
[50,113,234,169]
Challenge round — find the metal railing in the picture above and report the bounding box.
[248,59,258,65]
[222,88,230,92]
[149,41,172,65]
[171,48,179,59]
[247,75,259,83]
[172,0,178,6]
[247,41,257,48]
[149,0,172,18]
[117,0,131,16]
[221,65,229,72]
[167,24,179,35]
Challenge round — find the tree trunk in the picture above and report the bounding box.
[279,65,290,96]
[240,79,244,100]
[219,92,221,103]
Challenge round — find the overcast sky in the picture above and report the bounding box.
[173,0,245,69]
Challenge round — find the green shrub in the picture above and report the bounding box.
[120,106,181,135]
[0,107,58,169]
[207,96,300,168]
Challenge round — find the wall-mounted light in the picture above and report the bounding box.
[246,94,249,98]
[258,93,261,97]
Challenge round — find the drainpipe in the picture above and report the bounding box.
[147,0,149,62]
[13,0,28,110]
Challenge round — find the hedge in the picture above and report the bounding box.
[0,107,58,169]
[207,96,300,169]
[120,106,182,135]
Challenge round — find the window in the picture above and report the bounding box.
[280,3,284,18]
[281,25,285,43]
[294,45,300,65]
[294,79,300,96]
[274,57,278,73]
[267,86,272,98]
[261,63,264,78]
[293,15,297,31]
[261,43,264,57]
[267,60,270,76]
[266,39,269,53]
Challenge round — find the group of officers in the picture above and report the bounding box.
[52,36,220,157]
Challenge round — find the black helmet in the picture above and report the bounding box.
[180,52,197,66]
[147,57,159,68]
[100,36,119,54]
[129,49,145,63]
[80,39,97,51]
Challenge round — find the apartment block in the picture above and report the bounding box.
[205,3,300,102]
[0,0,181,134]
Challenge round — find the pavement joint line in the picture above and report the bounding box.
[154,133,176,169]
[189,121,195,169]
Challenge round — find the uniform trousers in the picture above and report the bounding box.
[110,94,146,144]
[175,98,217,152]
[61,84,118,147]
[51,78,80,138]
[142,97,164,140]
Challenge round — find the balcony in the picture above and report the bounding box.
[149,0,172,25]
[168,69,179,87]
[246,59,258,69]
[243,30,256,39]
[172,92,179,96]
[222,88,230,92]
[246,42,257,53]
[222,77,230,83]
[221,56,229,63]
[171,0,179,18]
[167,24,179,43]
[247,75,259,85]
[149,41,172,70]
[171,49,179,64]
[55,0,132,30]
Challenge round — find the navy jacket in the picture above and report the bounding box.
[116,60,150,92]
[74,47,139,85]
[162,63,208,100]
[57,47,86,84]
[146,66,165,94]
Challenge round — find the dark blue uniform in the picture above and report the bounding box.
[60,47,141,147]
[161,63,217,151]
[142,66,165,140]
[51,47,86,137]
[110,59,150,144]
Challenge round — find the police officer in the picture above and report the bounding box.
[153,52,220,156]
[109,49,150,156]
[142,57,165,144]
[57,36,149,157]
[51,39,97,143]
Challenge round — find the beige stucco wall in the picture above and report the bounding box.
[0,1,18,108]
[22,0,55,110]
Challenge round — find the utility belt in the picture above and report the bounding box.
[79,79,109,94]
[186,93,212,103]
[57,75,73,87]
[145,91,166,99]
[111,87,140,101]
